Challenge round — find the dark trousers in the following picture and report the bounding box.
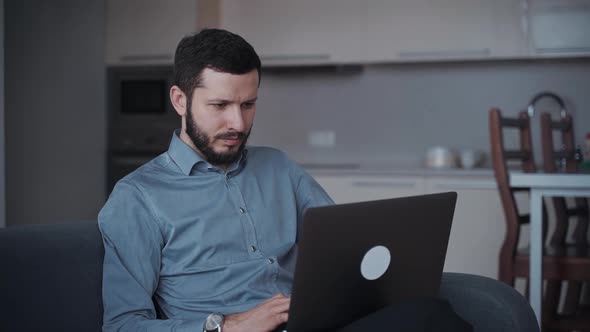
[276,297,473,332]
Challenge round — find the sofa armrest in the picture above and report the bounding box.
[439,272,539,332]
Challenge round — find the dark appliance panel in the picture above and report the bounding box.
[107,66,178,153]
[107,66,179,195]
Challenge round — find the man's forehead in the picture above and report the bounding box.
[193,70,259,99]
[198,68,259,85]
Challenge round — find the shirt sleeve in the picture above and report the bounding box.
[98,180,202,332]
[290,162,335,226]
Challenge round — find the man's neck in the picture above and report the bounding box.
[178,130,229,171]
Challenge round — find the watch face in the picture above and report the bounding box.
[205,313,224,330]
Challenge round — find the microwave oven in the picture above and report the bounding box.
[107,66,179,153]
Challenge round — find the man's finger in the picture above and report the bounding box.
[267,297,290,310]
[261,293,286,305]
[271,299,290,314]
[277,312,289,323]
[259,295,288,310]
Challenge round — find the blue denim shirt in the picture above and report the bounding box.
[98,131,334,331]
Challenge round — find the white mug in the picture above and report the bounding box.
[459,149,482,169]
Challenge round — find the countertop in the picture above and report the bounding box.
[299,162,495,178]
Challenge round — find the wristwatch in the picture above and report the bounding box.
[203,312,225,332]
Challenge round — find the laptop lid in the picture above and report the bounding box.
[286,192,457,332]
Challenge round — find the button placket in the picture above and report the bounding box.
[227,177,261,257]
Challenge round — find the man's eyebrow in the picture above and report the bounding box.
[206,97,258,103]
[206,98,231,103]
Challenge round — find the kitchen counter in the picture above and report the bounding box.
[299,162,494,178]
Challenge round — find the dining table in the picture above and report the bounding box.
[509,171,590,326]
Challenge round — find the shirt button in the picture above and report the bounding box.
[249,246,257,252]
[239,207,246,214]
[267,258,274,264]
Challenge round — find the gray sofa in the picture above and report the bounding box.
[0,222,539,331]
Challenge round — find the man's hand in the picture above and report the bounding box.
[223,294,290,332]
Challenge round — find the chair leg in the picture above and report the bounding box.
[543,280,562,323]
[541,280,565,332]
[549,198,569,246]
[562,281,582,316]
[571,197,588,245]
[579,282,590,313]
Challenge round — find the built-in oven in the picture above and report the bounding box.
[107,66,178,194]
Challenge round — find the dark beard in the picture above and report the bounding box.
[185,101,251,166]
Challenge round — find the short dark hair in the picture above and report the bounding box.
[173,28,261,99]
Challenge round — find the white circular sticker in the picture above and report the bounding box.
[360,245,391,280]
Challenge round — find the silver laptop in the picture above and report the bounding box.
[284,192,457,332]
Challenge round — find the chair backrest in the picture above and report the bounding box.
[540,112,589,246]
[489,108,536,283]
[540,112,576,173]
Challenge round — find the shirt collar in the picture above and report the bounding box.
[167,129,248,176]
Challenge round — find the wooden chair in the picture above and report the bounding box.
[540,112,590,320]
[489,108,590,331]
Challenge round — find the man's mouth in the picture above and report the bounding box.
[220,137,241,146]
[217,132,244,143]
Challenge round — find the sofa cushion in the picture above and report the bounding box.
[0,222,104,331]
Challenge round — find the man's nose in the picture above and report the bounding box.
[226,106,245,132]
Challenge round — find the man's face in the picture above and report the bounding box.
[182,68,259,166]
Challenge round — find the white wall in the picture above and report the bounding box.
[5,0,105,226]
[252,59,590,167]
[0,0,5,228]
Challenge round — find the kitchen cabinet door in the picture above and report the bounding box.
[526,0,590,56]
[426,177,505,279]
[105,0,197,65]
[313,175,426,204]
[220,0,364,66]
[364,0,526,62]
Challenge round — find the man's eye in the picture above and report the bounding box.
[243,102,255,109]
[212,103,226,109]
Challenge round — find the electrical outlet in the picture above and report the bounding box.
[308,130,336,148]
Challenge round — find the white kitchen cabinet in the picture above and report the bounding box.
[313,175,426,204]
[105,0,198,65]
[364,0,527,62]
[526,0,590,56]
[105,0,590,66]
[426,177,505,279]
[220,0,364,66]
[220,0,527,65]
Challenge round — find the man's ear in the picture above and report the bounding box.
[170,86,187,117]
